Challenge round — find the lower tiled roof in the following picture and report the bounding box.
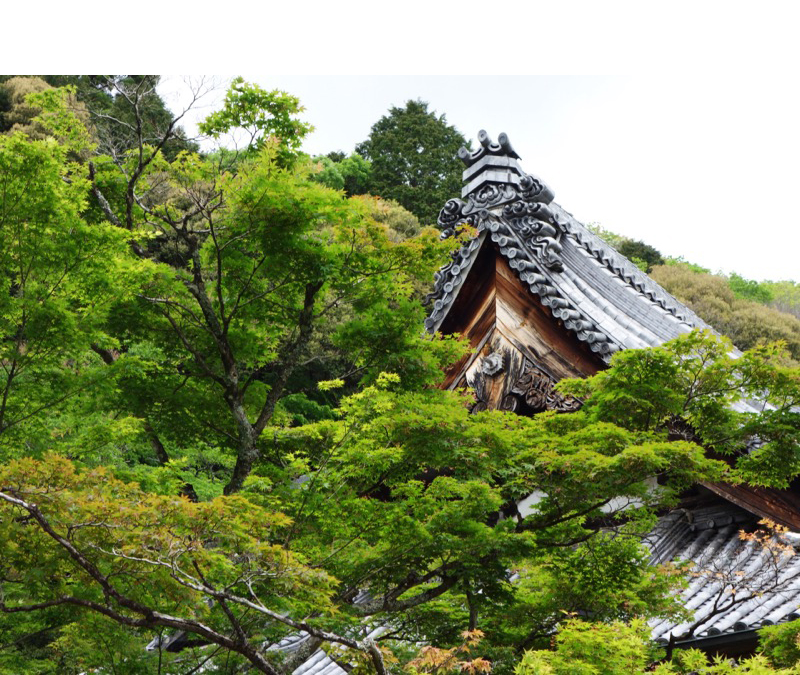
[647,502,800,643]
[268,617,384,675]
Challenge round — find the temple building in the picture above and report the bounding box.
[425,130,800,656]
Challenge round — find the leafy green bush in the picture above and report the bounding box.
[651,264,800,362]
[516,619,800,674]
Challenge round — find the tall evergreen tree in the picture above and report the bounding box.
[356,100,467,225]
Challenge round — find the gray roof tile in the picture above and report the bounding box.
[648,503,800,641]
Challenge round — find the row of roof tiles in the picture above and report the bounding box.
[647,503,800,642]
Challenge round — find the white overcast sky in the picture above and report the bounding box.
[8,0,800,281]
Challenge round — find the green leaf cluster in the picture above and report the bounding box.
[311,152,373,196]
[516,619,800,674]
[199,76,313,165]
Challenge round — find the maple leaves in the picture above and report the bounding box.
[409,630,492,675]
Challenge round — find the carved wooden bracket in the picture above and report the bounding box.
[507,360,581,413]
[467,352,581,415]
[470,374,490,413]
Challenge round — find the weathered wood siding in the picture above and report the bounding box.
[441,242,603,397]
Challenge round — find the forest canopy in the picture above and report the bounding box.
[0,76,798,674]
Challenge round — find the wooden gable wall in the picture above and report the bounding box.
[439,242,604,412]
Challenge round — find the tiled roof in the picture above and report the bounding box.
[426,131,710,362]
[647,502,800,643]
[274,626,386,675]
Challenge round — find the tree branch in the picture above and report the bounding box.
[0,489,281,674]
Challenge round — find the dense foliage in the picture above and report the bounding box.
[311,152,373,196]
[651,264,800,363]
[0,79,798,674]
[516,619,800,674]
[0,76,56,138]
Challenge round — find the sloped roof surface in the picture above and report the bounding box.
[426,131,710,362]
[275,634,348,675]
[647,502,800,643]
[266,595,383,675]
[276,625,386,675]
